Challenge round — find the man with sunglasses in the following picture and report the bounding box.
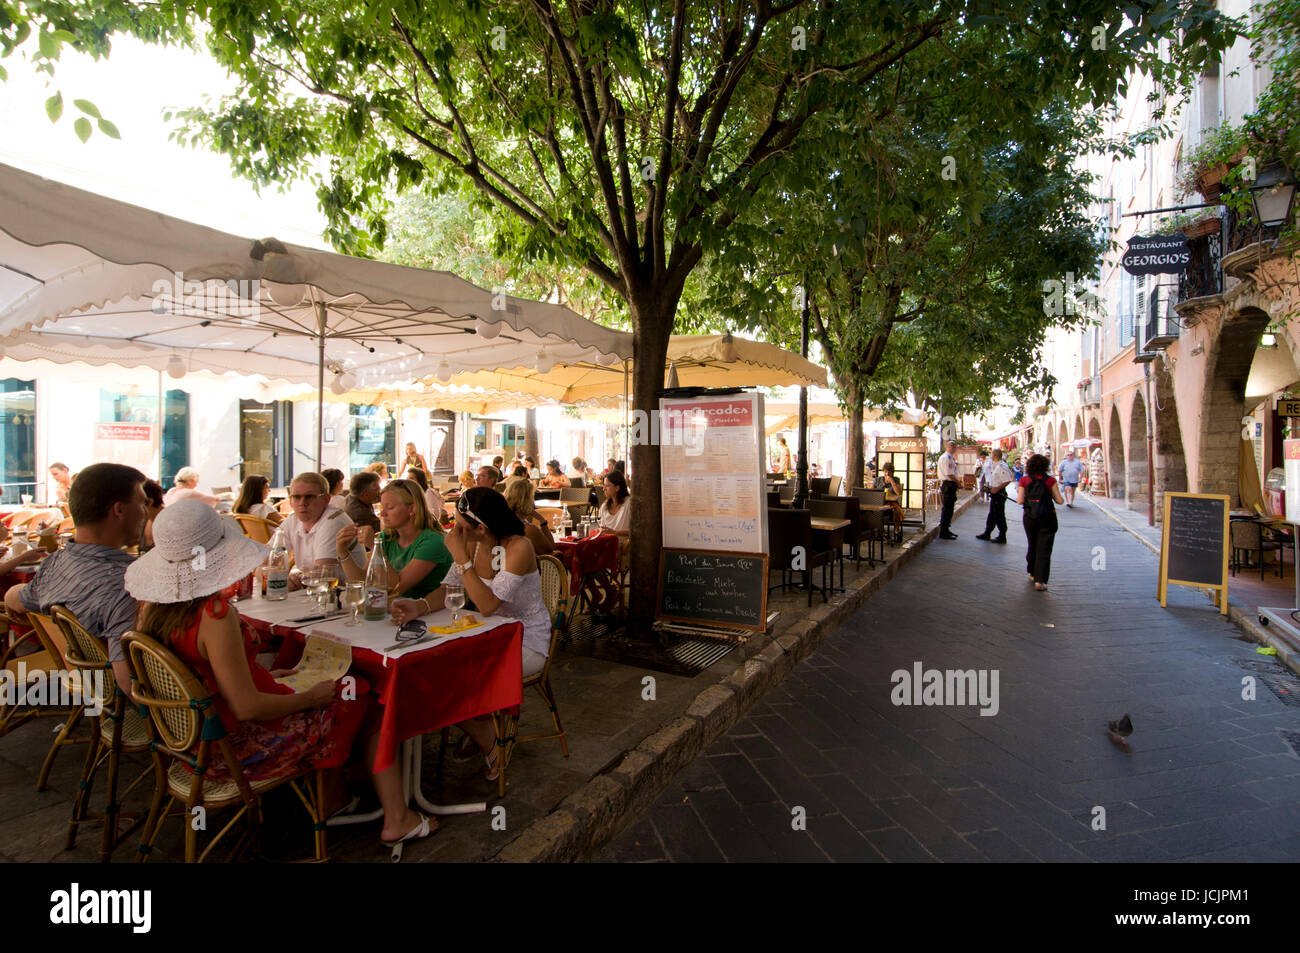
[281,472,363,587]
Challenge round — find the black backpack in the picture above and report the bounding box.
[1025,477,1052,519]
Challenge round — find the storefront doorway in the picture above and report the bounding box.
[239,399,294,487]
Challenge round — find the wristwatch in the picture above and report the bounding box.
[457,558,474,573]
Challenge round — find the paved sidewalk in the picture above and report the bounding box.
[600,498,1300,862]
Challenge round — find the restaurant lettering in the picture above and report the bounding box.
[1121,233,1192,276]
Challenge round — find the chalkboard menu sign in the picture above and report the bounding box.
[1158,492,1229,614]
[657,549,769,633]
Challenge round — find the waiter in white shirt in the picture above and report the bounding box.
[937,440,960,539]
[975,449,1014,543]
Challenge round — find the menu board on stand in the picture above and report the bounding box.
[657,390,769,634]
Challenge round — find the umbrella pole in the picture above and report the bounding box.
[623,360,630,471]
[316,301,326,470]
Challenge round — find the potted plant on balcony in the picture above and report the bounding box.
[1162,209,1221,241]
[1177,124,1250,202]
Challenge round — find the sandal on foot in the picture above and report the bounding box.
[451,732,477,763]
[484,747,500,783]
[383,813,435,863]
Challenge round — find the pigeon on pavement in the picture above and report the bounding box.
[1105,714,1133,750]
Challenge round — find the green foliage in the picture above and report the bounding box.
[1175,122,1249,195]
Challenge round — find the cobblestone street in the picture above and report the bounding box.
[601,498,1300,862]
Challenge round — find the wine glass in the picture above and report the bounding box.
[301,568,323,610]
[344,581,366,626]
[444,584,466,625]
[316,558,342,609]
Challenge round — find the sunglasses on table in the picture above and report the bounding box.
[394,619,428,643]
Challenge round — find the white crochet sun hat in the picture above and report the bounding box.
[125,499,268,604]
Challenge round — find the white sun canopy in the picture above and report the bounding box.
[0,163,632,391]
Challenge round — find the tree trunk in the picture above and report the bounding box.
[626,291,676,638]
[846,380,865,489]
[525,408,540,464]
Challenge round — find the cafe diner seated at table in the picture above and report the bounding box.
[126,498,435,849]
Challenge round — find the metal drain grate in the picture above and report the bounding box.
[1229,658,1300,705]
[666,637,735,672]
[1279,730,1300,758]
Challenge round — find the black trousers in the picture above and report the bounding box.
[1023,513,1058,584]
[983,491,1007,538]
[939,480,958,533]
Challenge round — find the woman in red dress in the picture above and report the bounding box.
[126,499,435,852]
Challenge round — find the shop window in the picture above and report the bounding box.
[349,405,395,472]
[0,379,36,504]
[98,389,189,487]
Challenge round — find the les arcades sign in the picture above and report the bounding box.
[1121,233,1192,276]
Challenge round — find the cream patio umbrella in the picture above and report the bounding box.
[0,162,632,465]
[429,333,827,406]
[763,403,929,435]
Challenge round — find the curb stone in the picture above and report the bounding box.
[492,492,981,862]
[1084,493,1300,679]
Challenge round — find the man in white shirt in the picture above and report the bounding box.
[937,440,960,539]
[280,472,364,586]
[975,449,1015,544]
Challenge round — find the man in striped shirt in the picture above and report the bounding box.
[5,463,148,694]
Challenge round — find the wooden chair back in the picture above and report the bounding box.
[231,513,277,544]
[827,475,842,497]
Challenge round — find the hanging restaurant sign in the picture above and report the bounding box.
[1121,233,1191,276]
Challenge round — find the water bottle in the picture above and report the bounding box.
[266,529,289,601]
[364,534,390,621]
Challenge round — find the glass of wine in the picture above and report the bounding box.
[444,584,466,625]
[301,568,323,610]
[344,581,366,625]
[316,558,342,610]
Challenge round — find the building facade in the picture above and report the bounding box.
[1037,0,1297,520]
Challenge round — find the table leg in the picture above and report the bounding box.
[326,736,486,828]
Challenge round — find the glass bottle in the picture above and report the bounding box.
[364,533,390,621]
[266,528,289,601]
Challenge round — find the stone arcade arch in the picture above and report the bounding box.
[1151,358,1188,519]
[1058,420,1068,454]
[1108,403,1126,501]
[1129,389,1150,512]
[1199,308,1271,502]
[1074,414,1085,445]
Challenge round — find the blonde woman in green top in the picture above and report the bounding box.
[335,479,452,600]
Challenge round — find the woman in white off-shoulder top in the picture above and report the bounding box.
[390,486,552,782]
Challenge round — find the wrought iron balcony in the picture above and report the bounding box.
[1175,231,1222,304]
[1079,374,1101,406]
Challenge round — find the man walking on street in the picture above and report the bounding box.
[1058,450,1084,508]
[975,448,1014,543]
[938,440,960,540]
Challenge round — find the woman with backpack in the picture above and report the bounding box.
[1017,453,1066,591]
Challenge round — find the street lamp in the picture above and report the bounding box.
[1249,161,1297,229]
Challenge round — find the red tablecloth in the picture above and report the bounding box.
[243,613,522,773]
[553,532,619,596]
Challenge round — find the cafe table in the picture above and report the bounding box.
[553,531,621,616]
[809,517,850,593]
[238,591,522,819]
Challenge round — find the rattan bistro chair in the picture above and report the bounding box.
[6,610,87,786]
[0,606,73,737]
[231,513,277,544]
[52,605,152,861]
[124,631,331,863]
[767,508,830,605]
[493,555,571,799]
[1230,519,1284,580]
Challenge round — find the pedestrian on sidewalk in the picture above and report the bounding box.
[938,440,960,540]
[975,449,989,500]
[1017,453,1065,591]
[975,448,1014,543]
[1057,450,1084,508]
